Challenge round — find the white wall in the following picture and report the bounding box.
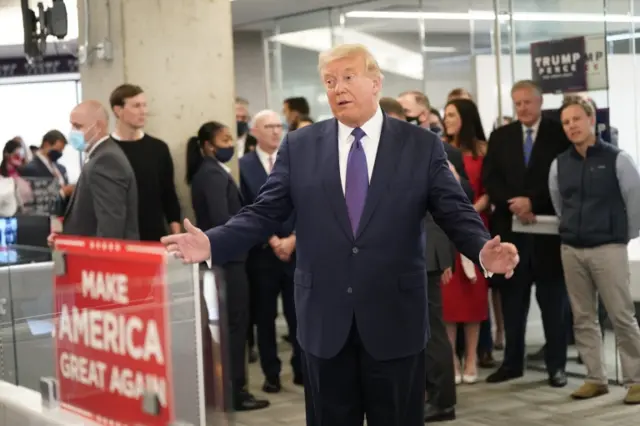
[474,54,640,162]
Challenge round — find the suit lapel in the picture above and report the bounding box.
[527,118,547,170]
[248,151,268,194]
[64,176,80,217]
[356,115,403,238]
[64,140,112,219]
[320,120,353,241]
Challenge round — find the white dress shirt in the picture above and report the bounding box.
[255,145,277,174]
[337,107,384,194]
[236,134,247,159]
[218,160,232,174]
[522,117,541,144]
[35,152,65,187]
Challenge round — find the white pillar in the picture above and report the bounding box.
[77,0,236,219]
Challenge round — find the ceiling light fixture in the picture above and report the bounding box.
[345,10,640,24]
[606,32,640,41]
[269,27,456,80]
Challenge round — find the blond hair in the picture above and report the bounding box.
[318,44,383,79]
[560,96,595,117]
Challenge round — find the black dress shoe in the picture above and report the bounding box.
[262,377,282,393]
[549,371,568,388]
[527,346,546,362]
[478,352,497,369]
[486,367,524,383]
[234,392,270,411]
[293,374,304,386]
[424,403,455,422]
[248,348,258,364]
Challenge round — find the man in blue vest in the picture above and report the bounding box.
[549,96,640,404]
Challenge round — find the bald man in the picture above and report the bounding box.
[62,100,139,239]
[240,110,303,392]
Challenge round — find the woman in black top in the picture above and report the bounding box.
[185,121,269,412]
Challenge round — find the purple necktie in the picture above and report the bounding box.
[345,127,369,235]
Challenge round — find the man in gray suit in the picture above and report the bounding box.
[62,100,139,240]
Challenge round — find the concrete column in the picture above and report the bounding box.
[77,0,236,220]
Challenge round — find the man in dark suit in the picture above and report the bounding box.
[396,91,472,422]
[482,80,570,387]
[162,45,519,425]
[22,130,73,215]
[60,100,139,240]
[240,109,302,392]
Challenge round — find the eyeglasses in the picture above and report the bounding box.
[263,124,283,131]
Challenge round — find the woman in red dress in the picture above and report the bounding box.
[441,98,490,384]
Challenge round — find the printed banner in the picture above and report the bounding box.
[53,237,174,426]
[584,34,608,91]
[531,37,587,94]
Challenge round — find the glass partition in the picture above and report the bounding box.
[0,237,230,425]
[265,10,335,121]
[341,0,423,99]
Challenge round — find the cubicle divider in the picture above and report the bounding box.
[0,237,232,425]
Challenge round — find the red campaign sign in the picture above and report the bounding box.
[53,236,175,425]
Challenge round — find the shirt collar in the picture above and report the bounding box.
[87,135,111,158]
[522,117,541,134]
[255,145,277,162]
[111,130,145,141]
[218,160,231,174]
[337,107,384,143]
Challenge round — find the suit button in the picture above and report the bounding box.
[347,287,353,294]
[352,247,359,254]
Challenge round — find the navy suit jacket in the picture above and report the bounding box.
[239,151,295,237]
[207,115,490,360]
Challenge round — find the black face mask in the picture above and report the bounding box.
[236,121,249,136]
[406,116,421,126]
[429,125,442,135]
[214,146,235,163]
[47,150,63,162]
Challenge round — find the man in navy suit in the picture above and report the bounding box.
[240,109,302,392]
[162,44,519,425]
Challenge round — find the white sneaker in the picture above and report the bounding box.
[455,374,462,385]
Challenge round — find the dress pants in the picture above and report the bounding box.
[425,273,456,408]
[247,252,301,379]
[302,318,425,426]
[500,236,568,375]
[222,261,250,396]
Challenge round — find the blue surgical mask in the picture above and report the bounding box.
[68,130,86,152]
[215,146,235,163]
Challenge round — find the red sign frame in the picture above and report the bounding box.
[53,236,175,425]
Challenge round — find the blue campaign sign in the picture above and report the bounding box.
[531,37,587,94]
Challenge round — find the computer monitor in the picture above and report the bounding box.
[15,214,51,248]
